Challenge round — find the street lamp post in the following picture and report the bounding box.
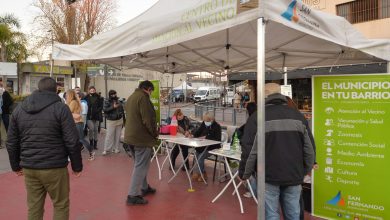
[48,30,54,78]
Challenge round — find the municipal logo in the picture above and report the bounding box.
[327,191,345,206]
[281,0,299,22]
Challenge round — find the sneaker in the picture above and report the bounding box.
[141,185,156,196]
[114,149,120,154]
[88,152,95,161]
[126,196,148,205]
[102,151,107,156]
[243,191,253,198]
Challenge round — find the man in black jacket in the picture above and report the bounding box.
[6,77,82,220]
[239,83,314,220]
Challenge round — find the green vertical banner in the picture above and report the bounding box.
[150,80,161,127]
[313,74,390,220]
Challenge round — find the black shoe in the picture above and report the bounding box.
[126,195,148,205]
[141,185,156,196]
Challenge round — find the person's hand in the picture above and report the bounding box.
[237,176,246,182]
[113,102,119,108]
[15,170,23,176]
[72,171,82,177]
[313,163,319,170]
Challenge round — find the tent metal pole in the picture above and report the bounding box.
[282,54,287,85]
[104,64,108,98]
[257,17,266,220]
[387,62,390,73]
[283,67,288,85]
[167,73,174,117]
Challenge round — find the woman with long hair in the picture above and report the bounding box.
[66,89,95,160]
[170,109,191,170]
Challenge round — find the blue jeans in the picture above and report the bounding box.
[249,175,257,198]
[76,123,92,152]
[195,150,210,173]
[265,183,301,220]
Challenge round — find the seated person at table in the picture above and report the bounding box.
[170,109,191,170]
[191,112,221,182]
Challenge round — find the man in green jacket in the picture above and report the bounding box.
[124,80,158,205]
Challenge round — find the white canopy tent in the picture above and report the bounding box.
[53,0,390,217]
[173,81,196,90]
[54,0,390,73]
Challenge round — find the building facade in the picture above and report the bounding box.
[309,0,390,39]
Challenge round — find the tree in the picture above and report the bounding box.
[33,0,117,45]
[32,0,117,89]
[0,14,28,62]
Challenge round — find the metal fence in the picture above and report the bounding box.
[195,100,248,126]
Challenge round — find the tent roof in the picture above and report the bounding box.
[53,0,390,73]
[173,81,196,90]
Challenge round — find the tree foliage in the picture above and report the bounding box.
[0,14,28,62]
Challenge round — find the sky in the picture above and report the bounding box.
[0,0,158,33]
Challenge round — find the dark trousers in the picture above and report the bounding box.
[24,167,69,220]
[2,114,9,131]
[170,145,189,168]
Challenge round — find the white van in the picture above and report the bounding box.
[194,87,220,102]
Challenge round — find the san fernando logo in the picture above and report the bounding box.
[281,0,299,22]
[327,191,345,206]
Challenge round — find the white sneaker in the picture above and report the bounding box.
[88,152,95,161]
[102,151,107,155]
[243,191,252,198]
[114,149,120,154]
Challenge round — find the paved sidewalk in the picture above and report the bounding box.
[0,132,323,220]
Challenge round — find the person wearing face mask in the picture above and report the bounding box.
[86,86,103,150]
[169,109,191,171]
[124,80,158,205]
[191,112,221,182]
[102,90,125,155]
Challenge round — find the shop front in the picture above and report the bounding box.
[20,63,73,95]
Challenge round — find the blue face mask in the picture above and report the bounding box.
[204,121,212,127]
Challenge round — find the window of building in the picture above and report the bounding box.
[336,0,390,24]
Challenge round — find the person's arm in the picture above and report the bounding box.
[239,113,257,179]
[103,100,114,113]
[97,97,104,112]
[208,123,221,141]
[59,105,83,173]
[6,109,22,172]
[193,123,205,138]
[302,126,315,175]
[305,120,317,165]
[139,96,158,138]
[242,134,257,180]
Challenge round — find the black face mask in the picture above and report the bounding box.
[111,96,118,100]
